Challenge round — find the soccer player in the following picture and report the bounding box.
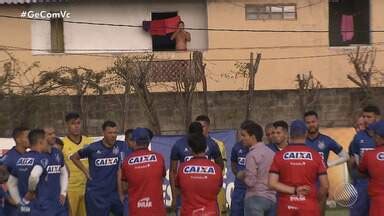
[264,123,275,144]
[230,120,253,216]
[120,128,166,215]
[237,122,276,215]
[359,120,384,216]
[169,121,223,213]
[70,121,125,216]
[267,120,289,153]
[269,120,329,216]
[304,111,348,215]
[62,112,92,216]
[1,127,29,216]
[176,132,223,215]
[8,129,69,216]
[304,111,348,167]
[349,105,381,216]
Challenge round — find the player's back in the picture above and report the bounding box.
[272,144,325,200]
[12,151,48,198]
[122,149,166,216]
[361,146,384,197]
[62,136,92,190]
[176,157,222,216]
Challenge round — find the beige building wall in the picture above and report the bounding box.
[1,0,384,92]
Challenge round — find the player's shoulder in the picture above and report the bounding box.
[319,134,337,142]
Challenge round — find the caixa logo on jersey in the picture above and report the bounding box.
[128,154,157,165]
[376,152,384,160]
[283,152,313,160]
[46,165,61,174]
[183,165,216,175]
[137,197,152,208]
[16,158,35,166]
[95,157,118,167]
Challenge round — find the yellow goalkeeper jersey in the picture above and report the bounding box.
[62,136,93,191]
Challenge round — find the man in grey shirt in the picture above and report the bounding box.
[237,122,276,216]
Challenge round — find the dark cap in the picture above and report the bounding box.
[290,120,308,137]
[132,127,151,144]
[369,120,384,137]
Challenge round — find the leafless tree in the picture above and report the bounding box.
[39,66,105,133]
[347,46,380,105]
[296,71,323,115]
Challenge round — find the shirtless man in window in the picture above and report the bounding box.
[171,21,191,51]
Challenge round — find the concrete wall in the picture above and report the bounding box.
[0,87,382,137]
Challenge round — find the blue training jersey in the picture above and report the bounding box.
[170,136,221,163]
[266,143,282,153]
[1,147,24,174]
[349,130,375,182]
[11,151,49,201]
[306,133,343,163]
[42,148,65,205]
[230,142,249,189]
[78,140,125,194]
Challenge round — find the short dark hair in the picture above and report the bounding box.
[264,123,274,131]
[188,122,203,134]
[195,115,210,125]
[28,129,45,146]
[102,120,117,131]
[55,137,64,147]
[187,133,207,154]
[145,128,154,140]
[241,122,264,142]
[363,105,381,115]
[125,129,134,140]
[273,120,289,131]
[240,120,255,128]
[12,127,29,140]
[65,112,80,122]
[304,110,318,119]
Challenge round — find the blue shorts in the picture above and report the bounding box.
[350,179,370,216]
[230,187,246,216]
[85,190,123,216]
[30,199,68,216]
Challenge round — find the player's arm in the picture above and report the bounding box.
[7,174,21,204]
[186,32,191,42]
[169,159,179,209]
[328,150,349,168]
[70,152,91,180]
[230,146,239,176]
[26,165,44,202]
[317,174,329,213]
[59,166,68,205]
[212,142,224,170]
[268,173,310,196]
[327,139,349,168]
[117,167,125,203]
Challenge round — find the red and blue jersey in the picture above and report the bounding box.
[269,144,327,206]
[11,151,49,200]
[121,149,166,216]
[78,140,125,194]
[359,145,384,197]
[306,134,343,163]
[170,136,221,163]
[230,142,248,189]
[176,157,223,216]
